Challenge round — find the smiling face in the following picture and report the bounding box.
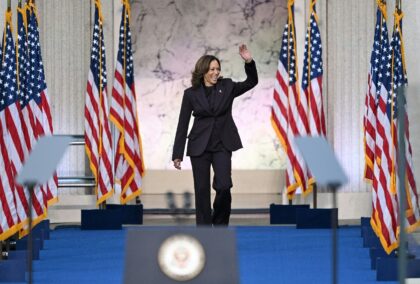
[203,60,221,87]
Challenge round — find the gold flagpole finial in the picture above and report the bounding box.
[121,0,131,16]
[310,0,317,11]
[377,0,387,20]
[394,9,404,24]
[95,0,104,22]
[309,0,319,23]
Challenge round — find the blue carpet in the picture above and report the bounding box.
[236,226,389,284]
[17,226,394,283]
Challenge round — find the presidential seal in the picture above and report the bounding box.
[157,234,206,281]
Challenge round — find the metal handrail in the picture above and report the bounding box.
[54,134,85,146]
[58,177,95,188]
[56,135,93,187]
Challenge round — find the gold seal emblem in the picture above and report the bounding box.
[158,234,206,281]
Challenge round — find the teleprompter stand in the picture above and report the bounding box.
[295,136,349,284]
[16,135,71,284]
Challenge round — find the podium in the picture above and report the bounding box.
[124,228,239,284]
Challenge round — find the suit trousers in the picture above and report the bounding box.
[190,149,233,225]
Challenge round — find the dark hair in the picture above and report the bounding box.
[191,55,221,89]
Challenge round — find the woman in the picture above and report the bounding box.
[172,44,258,225]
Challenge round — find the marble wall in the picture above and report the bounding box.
[129,0,288,170]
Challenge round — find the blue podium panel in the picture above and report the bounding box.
[363,235,382,249]
[15,238,41,260]
[361,217,371,227]
[37,219,50,240]
[269,204,310,224]
[360,217,372,236]
[31,227,46,245]
[369,247,392,270]
[81,209,123,230]
[296,208,338,229]
[16,225,45,249]
[376,257,420,281]
[106,204,143,225]
[362,225,375,240]
[0,259,26,282]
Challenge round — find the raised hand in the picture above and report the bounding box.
[239,44,253,63]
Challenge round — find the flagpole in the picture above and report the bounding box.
[396,86,407,284]
[287,0,293,205]
[96,0,106,209]
[310,0,318,209]
[26,183,35,284]
[330,182,339,284]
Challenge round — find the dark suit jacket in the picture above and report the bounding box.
[172,60,258,160]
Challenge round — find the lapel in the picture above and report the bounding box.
[193,82,226,115]
[195,85,211,113]
[213,84,225,114]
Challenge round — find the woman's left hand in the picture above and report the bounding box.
[239,44,253,63]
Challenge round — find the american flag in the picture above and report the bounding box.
[390,10,420,232]
[110,0,144,204]
[370,3,399,254]
[363,3,386,183]
[271,0,312,199]
[26,2,58,207]
[364,5,384,232]
[17,5,49,229]
[85,0,114,205]
[301,1,325,137]
[0,22,19,239]
[0,11,44,237]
